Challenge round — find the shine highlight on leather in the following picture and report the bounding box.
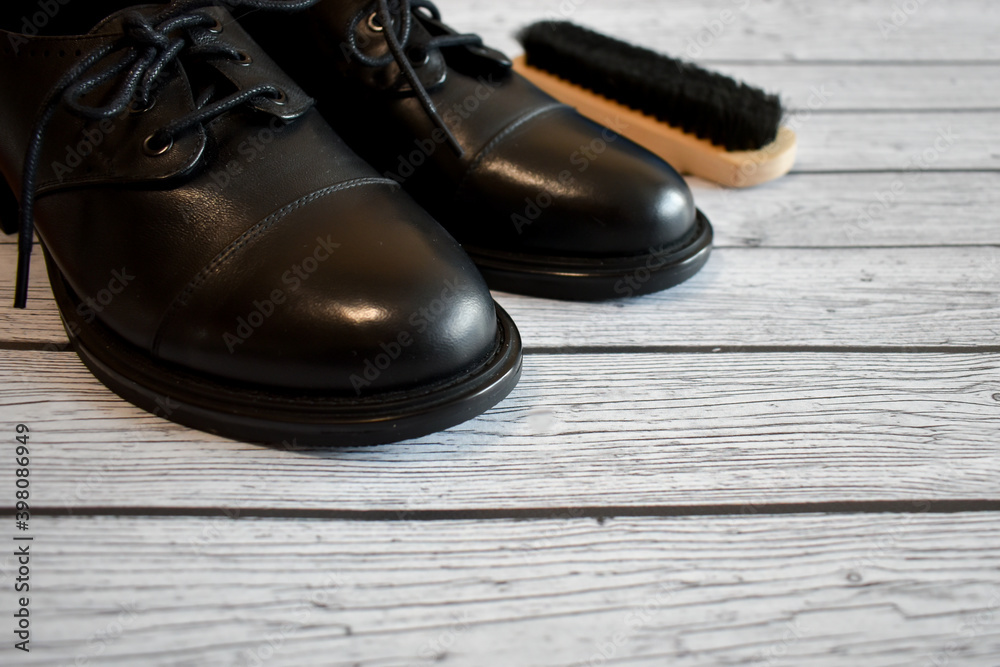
[240,0,714,300]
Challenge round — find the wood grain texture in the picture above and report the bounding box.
[3,351,998,512]
[4,244,998,348]
[694,172,1000,247]
[439,0,1000,62]
[787,111,998,172]
[1,2,999,665]
[8,514,1000,666]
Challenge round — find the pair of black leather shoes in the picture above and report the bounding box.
[0,0,712,445]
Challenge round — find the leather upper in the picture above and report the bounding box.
[0,3,499,393]
[241,0,699,260]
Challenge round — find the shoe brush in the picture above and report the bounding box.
[513,21,797,188]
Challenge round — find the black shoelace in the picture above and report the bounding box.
[352,0,483,157]
[13,0,320,308]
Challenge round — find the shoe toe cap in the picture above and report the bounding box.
[155,182,500,393]
[455,109,698,257]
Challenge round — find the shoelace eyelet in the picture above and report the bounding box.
[367,12,384,32]
[143,133,174,156]
[129,98,156,115]
[11,0,316,309]
[269,89,287,105]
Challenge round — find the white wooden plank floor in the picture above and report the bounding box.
[1,1,999,665]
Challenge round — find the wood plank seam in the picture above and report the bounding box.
[7,500,1000,521]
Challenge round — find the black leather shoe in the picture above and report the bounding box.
[0,0,521,445]
[240,0,713,300]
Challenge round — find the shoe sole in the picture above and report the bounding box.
[44,247,522,447]
[465,210,713,300]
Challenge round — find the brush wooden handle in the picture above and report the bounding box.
[512,55,797,188]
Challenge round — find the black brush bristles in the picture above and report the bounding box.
[519,21,783,152]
